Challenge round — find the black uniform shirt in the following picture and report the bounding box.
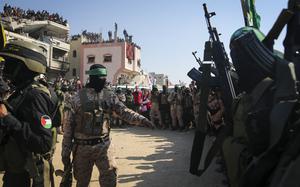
[3,86,55,154]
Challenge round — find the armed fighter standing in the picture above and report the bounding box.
[61,64,154,187]
[0,40,57,187]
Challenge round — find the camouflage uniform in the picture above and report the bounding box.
[62,87,149,187]
[62,91,73,132]
[167,90,184,130]
[192,88,201,128]
[150,90,163,128]
[113,90,126,127]
[207,91,225,131]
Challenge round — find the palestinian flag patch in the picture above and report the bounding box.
[41,115,52,129]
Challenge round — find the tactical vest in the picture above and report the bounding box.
[78,88,110,137]
[0,82,53,187]
[222,78,274,187]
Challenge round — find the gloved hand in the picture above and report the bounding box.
[141,118,155,129]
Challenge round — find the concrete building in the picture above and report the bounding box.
[1,13,70,80]
[78,24,149,87]
[81,41,142,85]
[65,35,81,79]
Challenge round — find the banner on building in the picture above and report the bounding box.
[126,43,135,60]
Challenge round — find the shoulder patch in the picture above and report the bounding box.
[41,115,52,129]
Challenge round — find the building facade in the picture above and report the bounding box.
[65,35,81,79]
[81,41,142,85]
[1,14,70,80]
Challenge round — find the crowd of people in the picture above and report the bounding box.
[1,4,68,26]
[104,82,223,133]
[52,76,224,134]
[81,30,102,43]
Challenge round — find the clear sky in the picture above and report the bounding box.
[2,0,288,84]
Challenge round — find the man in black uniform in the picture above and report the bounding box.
[0,40,55,187]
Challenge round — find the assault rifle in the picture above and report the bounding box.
[203,3,236,110]
[194,4,237,174]
[188,51,219,86]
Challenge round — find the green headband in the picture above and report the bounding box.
[85,68,107,76]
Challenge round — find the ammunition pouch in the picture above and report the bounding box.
[79,89,107,136]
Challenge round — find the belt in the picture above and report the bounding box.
[74,136,109,146]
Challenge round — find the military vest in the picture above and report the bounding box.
[0,82,53,186]
[77,88,110,137]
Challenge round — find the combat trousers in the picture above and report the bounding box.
[170,105,184,129]
[73,140,117,187]
[150,107,163,127]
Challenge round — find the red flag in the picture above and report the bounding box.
[126,43,135,60]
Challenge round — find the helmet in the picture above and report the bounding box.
[0,40,47,74]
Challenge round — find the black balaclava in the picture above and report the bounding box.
[86,64,107,92]
[3,58,38,90]
[230,48,267,93]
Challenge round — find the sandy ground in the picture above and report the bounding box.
[1,126,226,187]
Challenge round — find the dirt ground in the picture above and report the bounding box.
[1,126,226,187]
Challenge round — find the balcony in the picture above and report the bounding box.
[49,58,70,72]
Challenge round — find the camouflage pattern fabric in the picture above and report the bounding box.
[62,87,148,186]
[168,92,184,129]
